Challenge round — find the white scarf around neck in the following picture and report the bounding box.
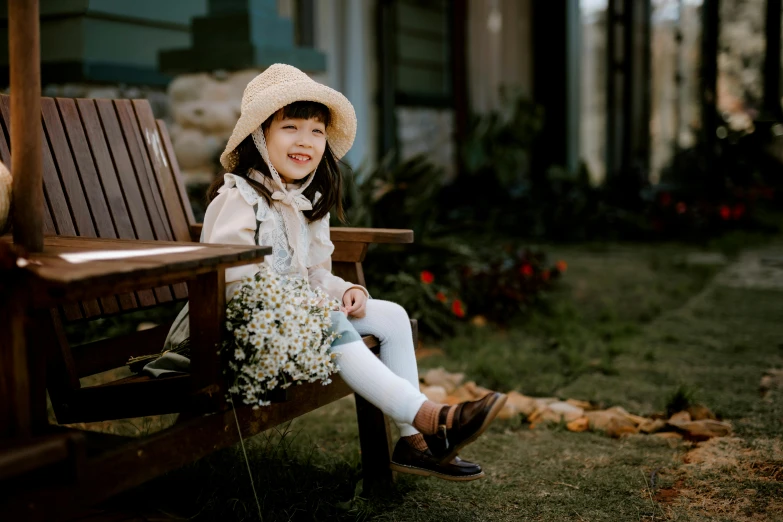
[250,126,317,275]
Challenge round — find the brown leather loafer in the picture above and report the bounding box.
[423,392,507,464]
[389,439,484,481]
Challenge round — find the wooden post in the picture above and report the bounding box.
[0,244,31,439]
[188,269,226,411]
[8,0,43,252]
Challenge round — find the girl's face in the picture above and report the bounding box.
[264,114,327,183]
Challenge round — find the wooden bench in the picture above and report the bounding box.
[0,94,414,521]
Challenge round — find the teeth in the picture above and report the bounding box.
[289,154,309,161]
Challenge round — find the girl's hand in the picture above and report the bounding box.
[341,288,367,318]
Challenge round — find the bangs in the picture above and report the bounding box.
[277,101,331,126]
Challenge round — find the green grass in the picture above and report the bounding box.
[112,242,783,521]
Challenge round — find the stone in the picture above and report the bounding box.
[566,399,595,411]
[496,401,518,420]
[463,381,492,400]
[506,391,538,416]
[669,411,692,424]
[228,70,264,99]
[172,128,220,171]
[605,406,648,426]
[174,101,239,134]
[444,387,474,405]
[671,420,732,441]
[686,404,717,421]
[566,417,590,432]
[638,419,667,434]
[420,385,447,403]
[585,409,637,432]
[606,417,638,438]
[169,73,212,104]
[421,367,464,393]
[202,80,235,103]
[530,401,584,424]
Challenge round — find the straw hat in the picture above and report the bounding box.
[220,63,357,172]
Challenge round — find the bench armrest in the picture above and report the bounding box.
[191,223,413,245]
[329,227,413,244]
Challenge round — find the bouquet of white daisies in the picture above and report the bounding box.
[224,265,340,407]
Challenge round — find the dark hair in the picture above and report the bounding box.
[207,101,347,223]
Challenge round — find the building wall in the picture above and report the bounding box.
[313,0,378,172]
[468,0,534,114]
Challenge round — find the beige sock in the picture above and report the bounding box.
[412,401,459,435]
[403,433,428,452]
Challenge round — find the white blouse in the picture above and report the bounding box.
[202,172,367,302]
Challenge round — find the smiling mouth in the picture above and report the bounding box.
[288,154,311,163]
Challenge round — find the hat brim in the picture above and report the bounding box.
[220,80,357,171]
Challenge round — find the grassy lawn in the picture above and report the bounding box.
[114,242,782,521]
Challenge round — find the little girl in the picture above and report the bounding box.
[152,64,506,482]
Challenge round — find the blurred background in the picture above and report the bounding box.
[2,0,783,333]
[3,3,782,519]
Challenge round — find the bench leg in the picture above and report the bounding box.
[355,394,394,493]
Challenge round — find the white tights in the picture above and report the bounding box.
[330,299,428,436]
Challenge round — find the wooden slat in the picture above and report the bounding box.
[0,433,83,481]
[156,120,193,300]
[132,102,190,242]
[95,99,158,308]
[0,95,83,320]
[1,376,357,522]
[72,324,172,378]
[76,99,141,311]
[0,102,55,234]
[131,103,189,299]
[40,97,105,318]
[26,308,82,425]
[114,101,171,243]
[55,98,121,316]
[330,227,414,243]
[0,95,76,237]
[70,375,191,423]
[157,120,196,227]
[114,100,174,304]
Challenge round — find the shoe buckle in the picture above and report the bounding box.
[437,424,449,449]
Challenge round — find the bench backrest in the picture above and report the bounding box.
[0,95,194,323]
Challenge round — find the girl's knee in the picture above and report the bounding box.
[367,299,410,323]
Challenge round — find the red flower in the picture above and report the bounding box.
[452,299,465,318]
[436,292,447,303]
[676,202,687,214]
[541,270,550,282]
[555,260,567,272]
[732,203,746,219]
[659,192,672,206]
[719,205,731,220]
[420,270,434,284]
[520,264,534,277]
